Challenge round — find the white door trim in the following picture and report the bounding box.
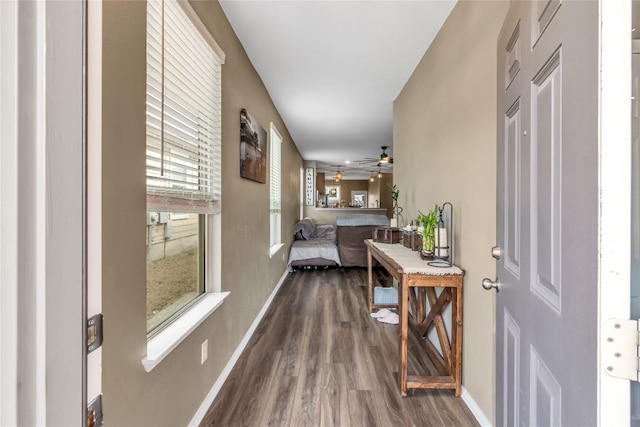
[598,0,632,425]
[0,1,19,424]
[87,0,103,409]
[1,1,85,424]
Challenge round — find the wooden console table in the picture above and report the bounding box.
[365,239,464,397]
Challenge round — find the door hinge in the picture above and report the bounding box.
[603,319,639,382]
[87,394,103,427]
[87,313,103,354]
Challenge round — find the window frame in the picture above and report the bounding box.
[269,123,283,257]
[326,184,341,207]
[142,0,227,372]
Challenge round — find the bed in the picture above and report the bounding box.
[336,214,390,267]
[288,218,341,271]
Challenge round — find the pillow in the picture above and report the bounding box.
[294,217,317,240]
[315,224,337,243]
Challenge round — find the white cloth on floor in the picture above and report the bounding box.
[370,308,391,318]
[377,312,399,325]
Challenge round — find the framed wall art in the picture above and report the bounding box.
[240,108,267,183]
[305,167,314,205]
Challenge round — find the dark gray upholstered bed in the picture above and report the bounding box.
[336,214,390,267]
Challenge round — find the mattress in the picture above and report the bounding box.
[335,214,390,227]
[287,239,341,271]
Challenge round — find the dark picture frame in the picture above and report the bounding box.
[239,108,267,183]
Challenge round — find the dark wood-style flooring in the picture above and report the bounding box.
[201,267,479,427]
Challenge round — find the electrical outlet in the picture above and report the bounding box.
[201,339,208,364]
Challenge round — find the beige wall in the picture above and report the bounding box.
[101,1,303,424]
[316,172,325,193]
[379,173,394,218]
[368,176,381,208]
[367,173,393,215]
[393,0,508,423]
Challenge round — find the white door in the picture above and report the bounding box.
[493,2,600,425]
[1,1,88,424]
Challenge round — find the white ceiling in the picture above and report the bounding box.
[219,0,456,179]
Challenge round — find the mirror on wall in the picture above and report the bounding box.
[325,185,340,207]
[351,191,367,208]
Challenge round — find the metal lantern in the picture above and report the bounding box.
[429,202,453,267]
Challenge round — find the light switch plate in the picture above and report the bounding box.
[201,339,208,364]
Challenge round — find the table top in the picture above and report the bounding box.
[366,240,464,276]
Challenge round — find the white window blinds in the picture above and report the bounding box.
[146,0,222,214]
[270,125,282,215]
[269,124,282,248]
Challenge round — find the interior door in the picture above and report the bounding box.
[494,2,599,425]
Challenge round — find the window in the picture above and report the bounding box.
[269,124,283,255]
[145,0,224,335]
[326,185,340,207]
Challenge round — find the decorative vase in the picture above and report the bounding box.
[420,249,434,260]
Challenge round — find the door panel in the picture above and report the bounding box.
[505,99,522,277]
[496,2,599,425]
[529,346,561,427]
[503,309,521,427]
[504,22,521,90]
[530,49,562,313]
[532,0,562,45]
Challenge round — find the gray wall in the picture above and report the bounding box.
[393,1,509,422]
[101,1,303,424]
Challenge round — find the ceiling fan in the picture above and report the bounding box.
[378,146,393,164]
[345,147,394,173]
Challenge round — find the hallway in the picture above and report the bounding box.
[201,268,478,426]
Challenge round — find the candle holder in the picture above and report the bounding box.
[429,202,453,268]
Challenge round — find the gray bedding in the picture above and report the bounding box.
[287,239,341,271]
[336,214,390,227]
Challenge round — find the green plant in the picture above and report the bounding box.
[391,184,403,223]
[417,204,439,251]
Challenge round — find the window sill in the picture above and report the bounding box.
[269,243,284,258]
[141,291,230,372]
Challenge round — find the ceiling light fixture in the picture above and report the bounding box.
[377,166,383,179]
[370,174,375,183]
[335,166,342,182]
[379,146,390,164]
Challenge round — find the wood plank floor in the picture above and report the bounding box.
[200,268,479,427]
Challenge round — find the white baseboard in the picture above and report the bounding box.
[188,270,289,427]
[461,386,493,427]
